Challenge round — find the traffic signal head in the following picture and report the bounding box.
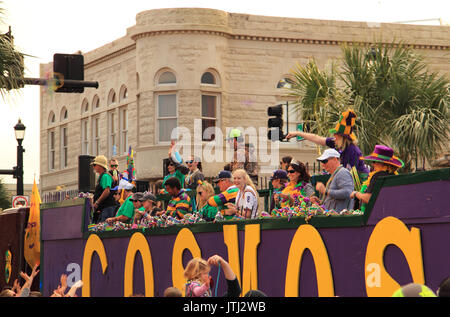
[267,104,283,117]
[267,104,285,141]
[53,53,84,93]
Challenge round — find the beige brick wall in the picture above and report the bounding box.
[39,8,450,194]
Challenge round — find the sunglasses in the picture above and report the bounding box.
[110,164,118,167]
[287,169,296,173]
[197,191,204,195]
[320,159,329,164]
[186,160,194,164]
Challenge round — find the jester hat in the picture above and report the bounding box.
[329,109,357,141]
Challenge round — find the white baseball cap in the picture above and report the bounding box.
[317,148,340,161]
[118,179,134,190]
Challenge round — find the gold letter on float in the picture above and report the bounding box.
[285,224,334,297]
[172,228,201,295]
[82,234,108,297]
[223,225,242,288]
[124,232,154,297]
[365,216,424,297]
[241,224,261,295]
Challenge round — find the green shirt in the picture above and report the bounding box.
[115,195,135,224]
[99,173,113,189]
[163,170,186,189]
[197,204,218,221]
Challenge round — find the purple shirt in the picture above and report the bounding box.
[326,137,369,174]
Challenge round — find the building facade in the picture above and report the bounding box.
[39,8,450,194]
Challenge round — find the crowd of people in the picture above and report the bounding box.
[2,109,447,298]
[87,109,408,232]
[3,260,448,298]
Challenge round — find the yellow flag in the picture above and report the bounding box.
[24,178,41,269]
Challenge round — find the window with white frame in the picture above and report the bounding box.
[201,72,216,85]
[201,94,218,141]
[92,116,100,156]
[158,71,176,85]
[119,107,128,154]
[108,110,117,157]
[60,125,68,169]
[48,130,55,171]
[157,94,177,142]
[81,118,90,155]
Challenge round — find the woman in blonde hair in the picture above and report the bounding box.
[226,169,259,219]
[184,258,212,297]
[195,180,218,222]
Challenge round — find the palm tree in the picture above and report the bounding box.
[288,59,347,139]
[288,42,449,172]
[0,5,25,98]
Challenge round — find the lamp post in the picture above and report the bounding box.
[14,119,26,195]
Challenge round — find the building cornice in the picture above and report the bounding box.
[84,43,136,70]
[131,29,449,50]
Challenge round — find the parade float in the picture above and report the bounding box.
[1,168,449,297]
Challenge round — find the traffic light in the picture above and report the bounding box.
[53,53,84,93]
[267,104,285,141]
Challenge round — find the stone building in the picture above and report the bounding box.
[39,8,450,195]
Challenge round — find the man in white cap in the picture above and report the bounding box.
[91,155,117,223]
[310,149,354,212]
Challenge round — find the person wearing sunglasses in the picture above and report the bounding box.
[90,155,117,224]
[285,109,369,176]
[108,159,122,188]
[195,181,218,222]
[310,149,355,212]
[185,156,205,190]
[106,179,135,224]
[208,170,239,220]
[276,160,315,208]
[161,141,189,193]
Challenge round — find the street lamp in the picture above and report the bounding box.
[14,119,26,144]
[14,119,25,195]
[0,119,26,196]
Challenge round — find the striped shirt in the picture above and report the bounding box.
[207,185,239,220]
[166,189,192,219]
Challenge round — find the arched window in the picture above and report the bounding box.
[119,85,128,102]
[200,69,220,141]
[277,77,295,89]
[107,89,116,106]
[60,107,68,121]
[201,72,216,85]
[48,111,56,126]
[92,95,100,109]
[158,71,176,84]
[156,69,177,143]
[81,98,89,114]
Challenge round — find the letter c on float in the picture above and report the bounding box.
[82,234,108,297]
